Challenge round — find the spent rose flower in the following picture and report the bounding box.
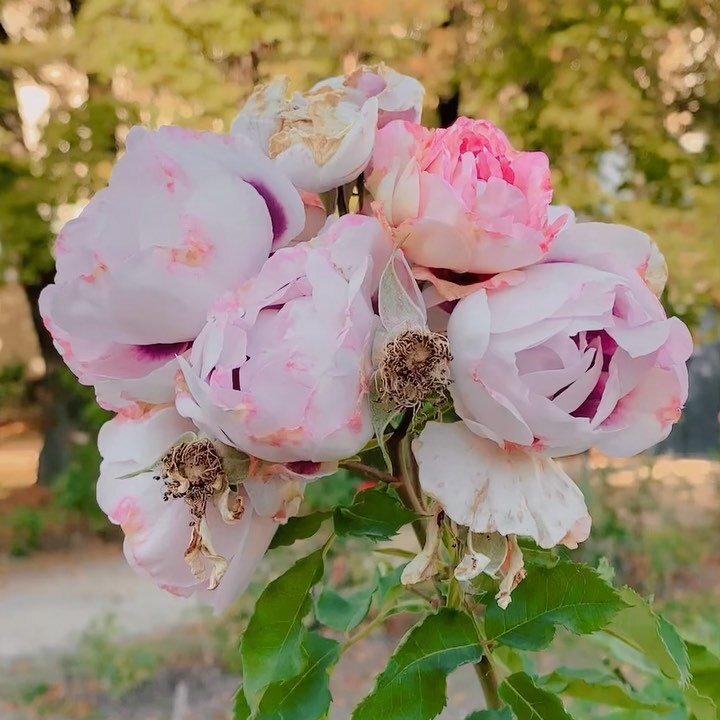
[97,405,333,611]
[176,215,392,463]
[310,63,424,129]
[448,222,692,457]
[367,117,566,292]
[39,126,303,410]
[96,407,273,611]
[414,422,591,550]
[232,76,379,193]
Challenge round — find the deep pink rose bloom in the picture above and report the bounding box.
[40,126,304,410]
[367,117,566,296]
[176,215,392,463]
[448,222,692,457]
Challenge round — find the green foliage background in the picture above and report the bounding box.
[0,0,718,322]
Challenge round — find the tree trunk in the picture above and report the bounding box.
[437,88,460,128]
[22,275,80,486]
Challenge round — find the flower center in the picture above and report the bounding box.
[376,328,452,408]
[159,439,227,518]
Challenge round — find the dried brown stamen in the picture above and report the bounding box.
[376,328,452,408]
[158,439,226,519]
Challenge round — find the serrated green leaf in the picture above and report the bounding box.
[352,608,483,720]
[241,548,325,704]
[252,632,339,720]
[687,642,720,706]
[268,510,332,549]
[334,485,418,540]
[233,687,251,720]
[466,709,513,719]
[603,587,690,685]
[541,667,671,711]
[684,684,717,720]
[315,584,375,632]
[499,672,574,720]
[486,563,625,650]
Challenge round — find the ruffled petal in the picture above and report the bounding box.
[413,422,590,549]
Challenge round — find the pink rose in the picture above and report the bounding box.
[414,421,591,550]
[367,117,566,293]
[40,126,304,410]
[448,222,692,457]
[176,215,392,463]
[97,407,276,612]
[97,405,331,611]
[310,64,424,129]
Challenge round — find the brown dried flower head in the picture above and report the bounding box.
[158,439,226,519]
[376,328,452,408]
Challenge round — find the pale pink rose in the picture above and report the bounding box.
[176,215,392,463]
[232,76,379,193]
[296,191,328,242]
[448,222,692,457]
[413,422,591,550]
[96,407,275,612]
[310,64,424,128]
[39,126,303,410]
[97,405,331,610]
[367,117,567,290]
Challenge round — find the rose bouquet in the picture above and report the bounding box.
[41,65,701,718]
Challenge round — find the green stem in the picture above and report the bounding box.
[339,460,398,485]
[389,421,501,710]
[391,429,427,547]
[474,655,502,710]
[341,611,388,652]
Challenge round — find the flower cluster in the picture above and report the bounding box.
[41,64,691,611]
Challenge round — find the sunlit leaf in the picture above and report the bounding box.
[603,587,690,685]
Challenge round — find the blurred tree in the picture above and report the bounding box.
[0,0,717,480]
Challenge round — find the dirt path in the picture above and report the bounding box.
[0,544,205,664]
[0,544,482,719]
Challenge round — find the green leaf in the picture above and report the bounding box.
[315,584,375,632]
[375,564,407,604]
[516,538,559,569]
[241,548,325,703]
[603,587,690,685]
[687,642,720,705]
[486,563,625,650]
[541,667,671,712]
[369,389,401,472]
[466,709,513,719]
[233,687,251,720]
[499,672,574,720]
[352,608,483,720]
[253,633,339,720]
[268,511,332,549]
[334,485,418,541]
[684,684,717,720]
